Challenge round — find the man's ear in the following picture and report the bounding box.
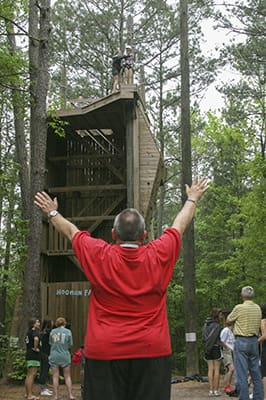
[139,230,147,243]
[112,228,118,242]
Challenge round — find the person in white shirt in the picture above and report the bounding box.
[220,310,236,394]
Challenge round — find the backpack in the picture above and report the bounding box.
[72,347,83,365]
[202,321,221,354]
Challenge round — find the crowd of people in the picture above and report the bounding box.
[202,286,266,399]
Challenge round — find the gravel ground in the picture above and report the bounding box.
[0,380,234,400]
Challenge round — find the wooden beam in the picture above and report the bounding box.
[48,184,127,193]
[67,215,115,222]
[44,250,75,256]
[57,85,137,119]
[126,101,134,207]
[133,107,140,209]
[89,194,125,233]
[66,255,84,273]
[47,154,119,162]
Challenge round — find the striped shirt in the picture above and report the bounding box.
[227,300,261,337]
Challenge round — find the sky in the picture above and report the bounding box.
[199,21,231,112]
[199,14,243,113]
[49,0,242,113]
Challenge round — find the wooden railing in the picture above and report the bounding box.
[41,222,74,255]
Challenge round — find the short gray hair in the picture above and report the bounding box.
[241,286,254,299]
[113,208,145,241]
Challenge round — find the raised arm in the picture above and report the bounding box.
[172,176,209,235]
[34,191,79,242]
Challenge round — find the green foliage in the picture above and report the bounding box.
[47,109,68,138]
[167,275,186,372]
[0,337,26,382]
[193,111,266,308]
[7,346,27,382]
[0,335,8,378]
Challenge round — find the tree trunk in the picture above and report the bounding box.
[180,0,199,375]
[157,48,165,237]
[6,18,31,221]
[19,0,51,344]
[0,187,16,336]
[0,123,5,336]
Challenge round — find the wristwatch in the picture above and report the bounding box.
[49,210,58,218]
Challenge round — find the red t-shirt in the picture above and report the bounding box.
[72,228,181,360]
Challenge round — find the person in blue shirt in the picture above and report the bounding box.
[49,317,74,400]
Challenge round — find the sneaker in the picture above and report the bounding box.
[40,389,53,396]
[209,390,214,396]
[214,391,222,396]
[249,394,253,400]
[224,385,232,393]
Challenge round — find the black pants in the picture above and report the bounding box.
[39,353,50,387]
[83,356,172,400]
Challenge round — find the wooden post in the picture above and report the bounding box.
[125,101,134,207]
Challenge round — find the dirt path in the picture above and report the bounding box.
[0,380,234,400]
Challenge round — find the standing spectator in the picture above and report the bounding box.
[34,176,208,400]
[49,317,75,400]
[258,303,266,400]
[25,318,41,400]
[220,310,236,394]
[227,286,263,400]
[111,49,124,92]
[202,308,223,396]
[39,318,53,396]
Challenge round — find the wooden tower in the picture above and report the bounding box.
[40,85,164,380]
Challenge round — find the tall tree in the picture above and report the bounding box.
[19,0,51,342]
[216,0,265,161]
[0,0,29,339]
[179,0,199,376]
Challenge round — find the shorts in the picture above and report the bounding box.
[112,68,120,76]
[204,346,223,361]
[50,363,70,369]
[223,348,234,368]
[83,356,171,400]
[26,360,40,368]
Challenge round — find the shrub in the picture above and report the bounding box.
[7,346,27,382]
[0,335,9,378]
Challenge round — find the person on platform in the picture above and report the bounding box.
[227,286,263,400]
[49,317,74,400]
[34,176,208,400]
[122,44,134,85]
[25,318,41,400]
[111,49,124,92]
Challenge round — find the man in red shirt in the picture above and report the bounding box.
[34,176,208,400]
